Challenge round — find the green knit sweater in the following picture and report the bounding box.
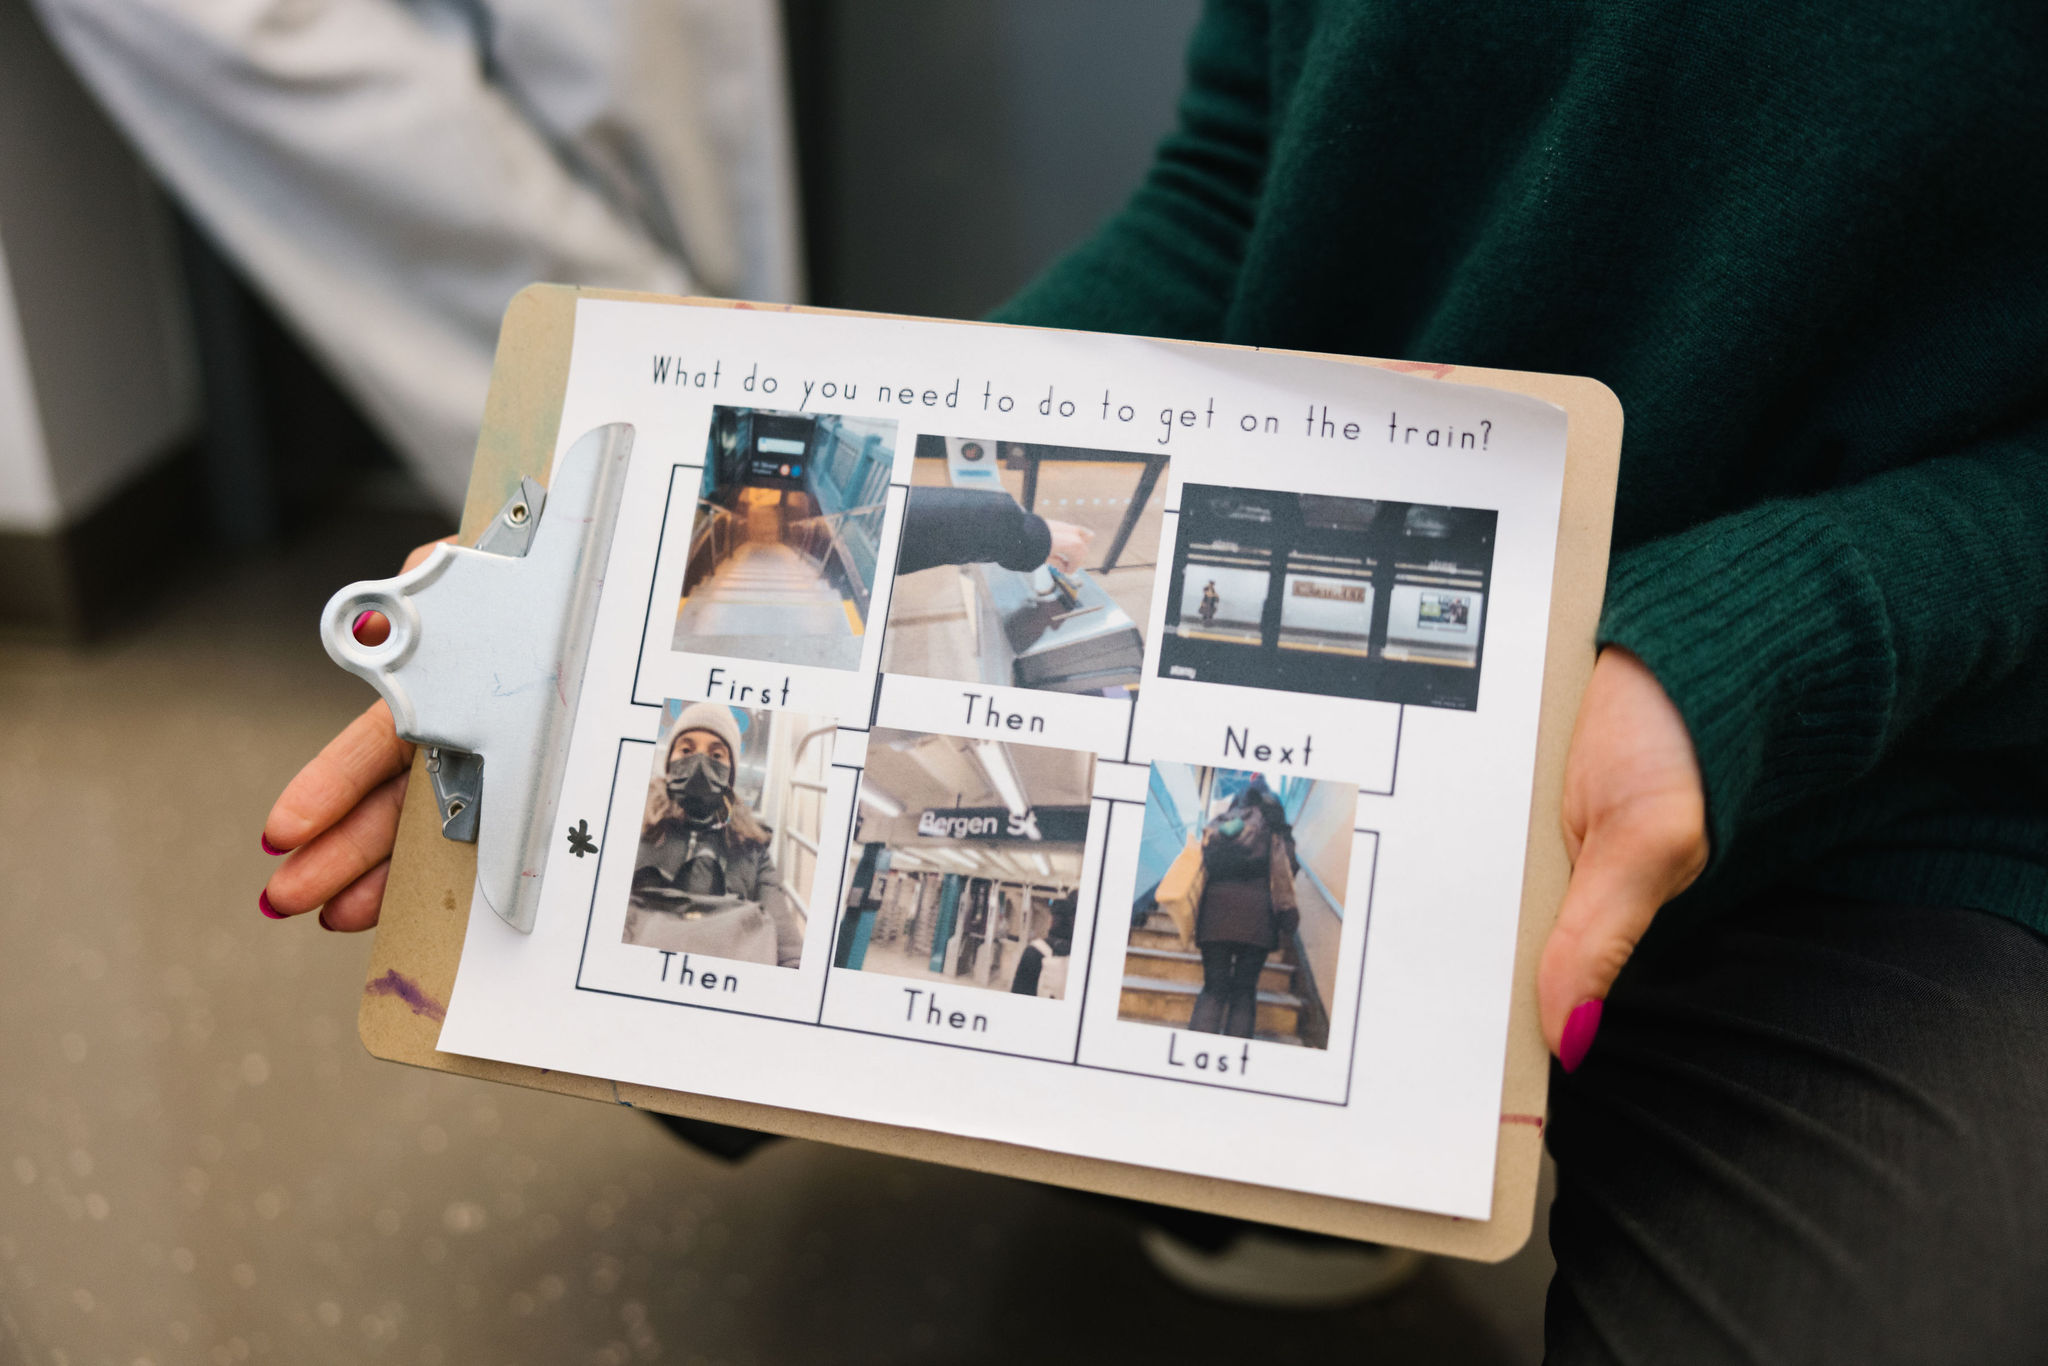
[993,0,2048,935]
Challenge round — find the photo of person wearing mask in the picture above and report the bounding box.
[1189,778,1299,1038]
[627,702,807,968]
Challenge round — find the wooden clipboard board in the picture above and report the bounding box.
[357,284,1622,1261]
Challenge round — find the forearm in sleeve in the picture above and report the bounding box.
[29,0,691,509]
[898,488,1053,575]
[1599,427,2048,867]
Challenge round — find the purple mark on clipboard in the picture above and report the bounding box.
[365,969,446,1023]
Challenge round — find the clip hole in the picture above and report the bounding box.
[350,609,393,646]
[446,799,467,818]
[508,502,530,525]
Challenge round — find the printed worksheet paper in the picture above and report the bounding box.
[436,299,1569,1221]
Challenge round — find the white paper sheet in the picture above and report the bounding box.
[437,299,1569,1221]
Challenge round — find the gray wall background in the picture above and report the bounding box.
[789,0,1203,319]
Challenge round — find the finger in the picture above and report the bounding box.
[403,535,455,573]
[318,860,391,932]
[264,771,409,916]
[1559,805,1586,865]
[349,610,392,647]
[1537,802,1704,1061]
[263,701,414,852]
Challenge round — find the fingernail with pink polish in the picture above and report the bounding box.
[1560,999,1603,1073]
[260,834,285,856]
[352,609,375,635]
[317,909,337,932]
[258,890,286,920]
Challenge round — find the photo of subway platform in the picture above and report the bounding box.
[1159,485,1498,711]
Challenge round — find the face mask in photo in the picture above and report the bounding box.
[665,750,732,821]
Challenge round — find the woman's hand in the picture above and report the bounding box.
[1041,518,1095,573]
[1539,647,1708,1069]
[258,537,452,930]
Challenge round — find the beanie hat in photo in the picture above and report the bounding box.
[671,701,743,757]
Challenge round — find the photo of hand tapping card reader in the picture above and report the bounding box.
[945,437,1151,695]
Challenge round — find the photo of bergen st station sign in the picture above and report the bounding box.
[835,729,1095,999]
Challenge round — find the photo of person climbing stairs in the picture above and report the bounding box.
[674,406,897,670]
[1120,763,1357,1049]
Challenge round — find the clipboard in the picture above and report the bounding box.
[354,284,1621,1261]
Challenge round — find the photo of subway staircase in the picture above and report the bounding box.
[1118,910,1310,1044]
[674,407,893,671]
[676,502,864,655]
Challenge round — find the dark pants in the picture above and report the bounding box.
[652,893,2048,1361]
[1189,942,1267,1038]
[1545,895,2048,1364]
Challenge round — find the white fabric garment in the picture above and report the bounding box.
[32,0,803,509]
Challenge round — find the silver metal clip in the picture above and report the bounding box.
[319,424,635,933]
[425,746,484,843]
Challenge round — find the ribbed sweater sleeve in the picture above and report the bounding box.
[1600,425,2048,871]
[897,487,1052,575]
[987,0,1267,339]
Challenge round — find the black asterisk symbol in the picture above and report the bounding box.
[566,819,599,858]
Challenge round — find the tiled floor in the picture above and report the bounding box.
[0,505,1554,1366]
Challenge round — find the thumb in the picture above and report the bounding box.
[1538,803,1700,1069]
